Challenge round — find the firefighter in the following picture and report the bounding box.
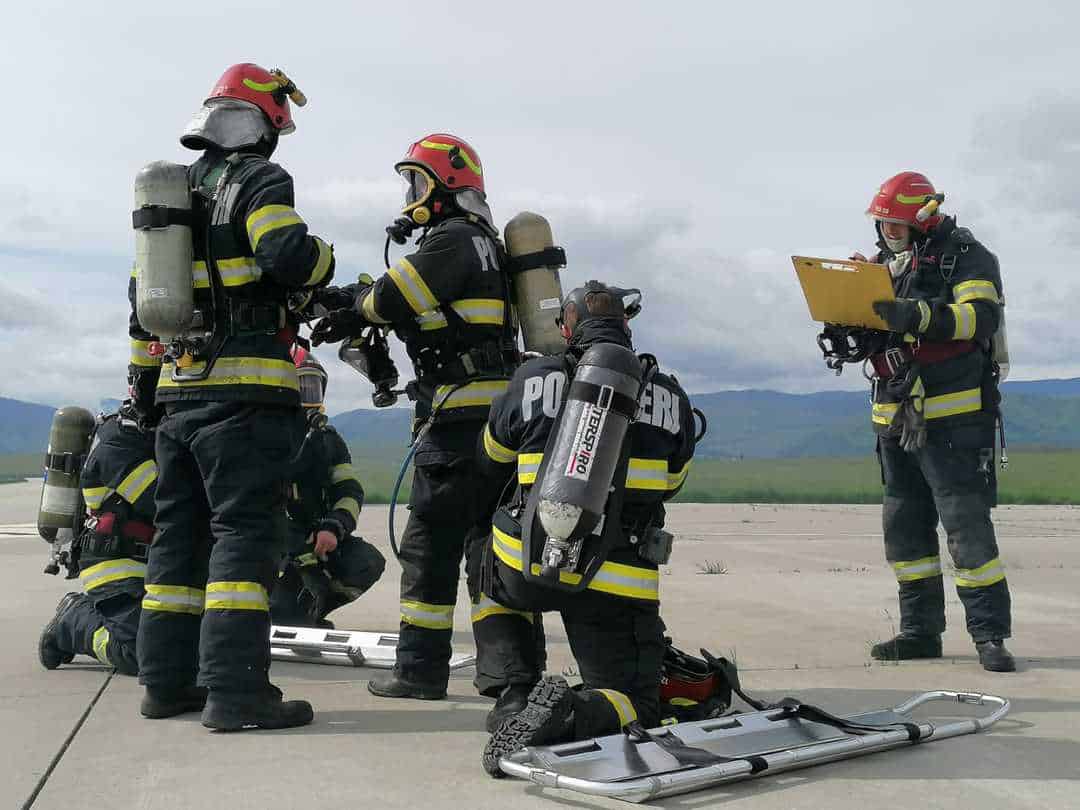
[472,281,698,776]
[312,134,518,700]
[38,402,157,677]
[133,63,336,730]
[270,348,386,628]
[851,172,1014,672]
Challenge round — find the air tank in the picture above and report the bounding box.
[504,212,565,355]
[37,406,96,540]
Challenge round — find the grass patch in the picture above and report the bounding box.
[0,454,40,485]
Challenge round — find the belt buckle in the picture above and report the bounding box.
[885,348,907,376]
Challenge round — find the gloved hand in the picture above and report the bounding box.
[314,275,375,312]
[896,399,927,453]
[873,298,924,334]
[311,309,369,346]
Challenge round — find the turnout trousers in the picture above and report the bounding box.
[270,535,387,626]
[56,559,144,675]
[137,402,301,692]
[879,434,1012,642]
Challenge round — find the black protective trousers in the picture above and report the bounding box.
[270,535,387,626]
[879,434,1012,642]
[138,402,301,692]
[54,579,142,676]
[394,421,488,687]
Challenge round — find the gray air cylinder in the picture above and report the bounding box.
[537,343,643,543]
[504,212,565,356]
[37,407,96,541]
[993,299,1010,381]
[133,160,194,341]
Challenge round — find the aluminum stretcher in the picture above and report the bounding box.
[269,625,476,670]
[498,690,1009,803]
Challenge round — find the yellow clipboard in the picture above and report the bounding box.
[792,256,895,330]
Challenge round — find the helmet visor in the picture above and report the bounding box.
[398,166,434,209]
[297,368,326,408]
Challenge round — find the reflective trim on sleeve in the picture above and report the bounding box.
[333,497,361,522]
[483,424,517,464]
[450,298,505,326]
[955,557,1006,589]
[916,300,932,333]
[416,309,449,331]
[305,237,334,286]
[80,558,147,591]
[949,303,977,340]
[892,555,943,583]
[595,688,638,728]
[626,458,668,491]
[116,460,157,504]
[204,581,269,612]
[400,599,454,630]
[246,204,305,251]
[953,279,1000,305]
[668,461,692,491]
[157,357,299,392]
[924,387,982,420]
[433,379,509,411]
[143,584,205,615]
[82,486,111,510]
[388,258,439,315]
[330,463,360,485]
[130,339,161,367]
[92,626,111,666]
[517,453,543,484]
[470,594,534,624]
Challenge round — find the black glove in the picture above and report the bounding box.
[311,308,369,346]
[872,298,924,334]
[127,370,163,430]
[314,285,359,313]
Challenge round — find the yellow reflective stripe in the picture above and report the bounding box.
[296,552,319,567]
[471,594,534,624]
[218,257,262,286]
[596,689,638,728]
[517,453,543,484]
[450,298,505,326]
[924,387,982,420]
[949,303,977,340]
[483,424,517,464]
[333,496,361,522]
[143,584,204,615]
[434,379,509,410]
[419,139,482,175]
[916,300,932,333]
[626,457,668,491]
[360,289,387,323]
[82,486,111,510]
[246,204,304,251]
[892,555,942,583]
[330,463,360,485]
[193,261,210,289]
[388,258,438,314]
[306,237,334,286]
[157,357,299,391]
[80,558,147,591]
[116,460,157,504]
[400,599,454,630]
[243,77,280,93]
[92,626,111,666]
[955,557,1006,588]
[953,280,1000,305]
[204,581,269,611]
[668,461,692,491]
[130,339,160,367]
[872,401,900,425]
[416,309,449,331]
[896,192,930,205]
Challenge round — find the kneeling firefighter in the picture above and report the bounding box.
[38,400,157,676]
[132,63,336,730]
[471,281,699,776]
[270,348,386,627]
[829,172,1014,673]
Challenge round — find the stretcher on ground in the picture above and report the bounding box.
[269,625,476,669]
[498,690,1009,803]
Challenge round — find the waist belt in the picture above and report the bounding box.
[415,339,517,384]
[871,340,976,378]
[82,513,154,560]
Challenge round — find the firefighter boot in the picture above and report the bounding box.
[368,670,447,701]
[870,633,942,661]
[38,592,82,670]
[201,683,314,731]
[482,677,575,778]
[486,682,535,733]
[141,685,209,719]
[976,640,1016,673]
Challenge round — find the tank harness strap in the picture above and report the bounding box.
[503,246,567,274]
[567,379,638,421]
[132,206,193,230]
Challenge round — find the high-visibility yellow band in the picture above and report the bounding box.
[434,379,508,410]
[595,689,638,728]
[192,257,263,289]
[400,599,454,630]
[517,453,543,484]
[388,258,439,315]
[204,581,269,611]
[470,594,534,624]
[419,139,482,175]
[333,497,361,522]
[483,424,517,464]
[82,486,110,510]
[158,356,299,392]
[872,401,901,425]
[116,459,157,504]
[81,558,147,591]
[306,237,334,286]
[330,463,360,485]
[246,204,304,251]
[955,557,1006,588]
[450,298,505,326]
[243,77,280,93]
[626,457,668,491]
[668,461,692,491]
[892,554,943,583]
[896,192,930,205]
[130,339,161,367]
[953,280,999,305]
[143,584,204,615]
[949,303,977,340]
[923,387,982,420]
[92,626,111,666]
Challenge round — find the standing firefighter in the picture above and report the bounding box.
[38,403,156,676]
[473,281,698,776]
[312,133,519,700]
[270,348,386,628]
[133,63,336,729]
[845,171,1014,672]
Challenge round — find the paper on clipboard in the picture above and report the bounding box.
[792,256,895,330]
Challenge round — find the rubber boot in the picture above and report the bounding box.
[201,683,314,731]
[482,677,575,778]
[870,633,942,661]
[486,683,535,733]
[140,685,209,719]
[38,592,82,670]
[976,640,1016,673]
[368,671,446,701]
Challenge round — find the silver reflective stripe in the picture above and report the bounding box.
[80,559,147,591]
[589,567,659,599]
[116,460,157,503]
[924,390,981,419]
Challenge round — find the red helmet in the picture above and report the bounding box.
[394,134,486,225]
[207,63,301,133]
[866,171,943,232]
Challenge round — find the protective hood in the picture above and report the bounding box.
[566,319,634,362]
[181,98,277,152]
[454,188,497,235]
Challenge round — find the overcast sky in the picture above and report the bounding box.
[2,0,1077,414]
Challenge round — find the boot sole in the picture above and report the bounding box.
[38,594,80,670]
[201,702,314,731]
[483,678,571,778]
[367,681,446,701]
[141,698,207,719]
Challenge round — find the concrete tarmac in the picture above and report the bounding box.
[2,479,1077,809]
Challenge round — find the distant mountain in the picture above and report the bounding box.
[0,398,55,454]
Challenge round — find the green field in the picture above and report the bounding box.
[4,449,1078,505]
